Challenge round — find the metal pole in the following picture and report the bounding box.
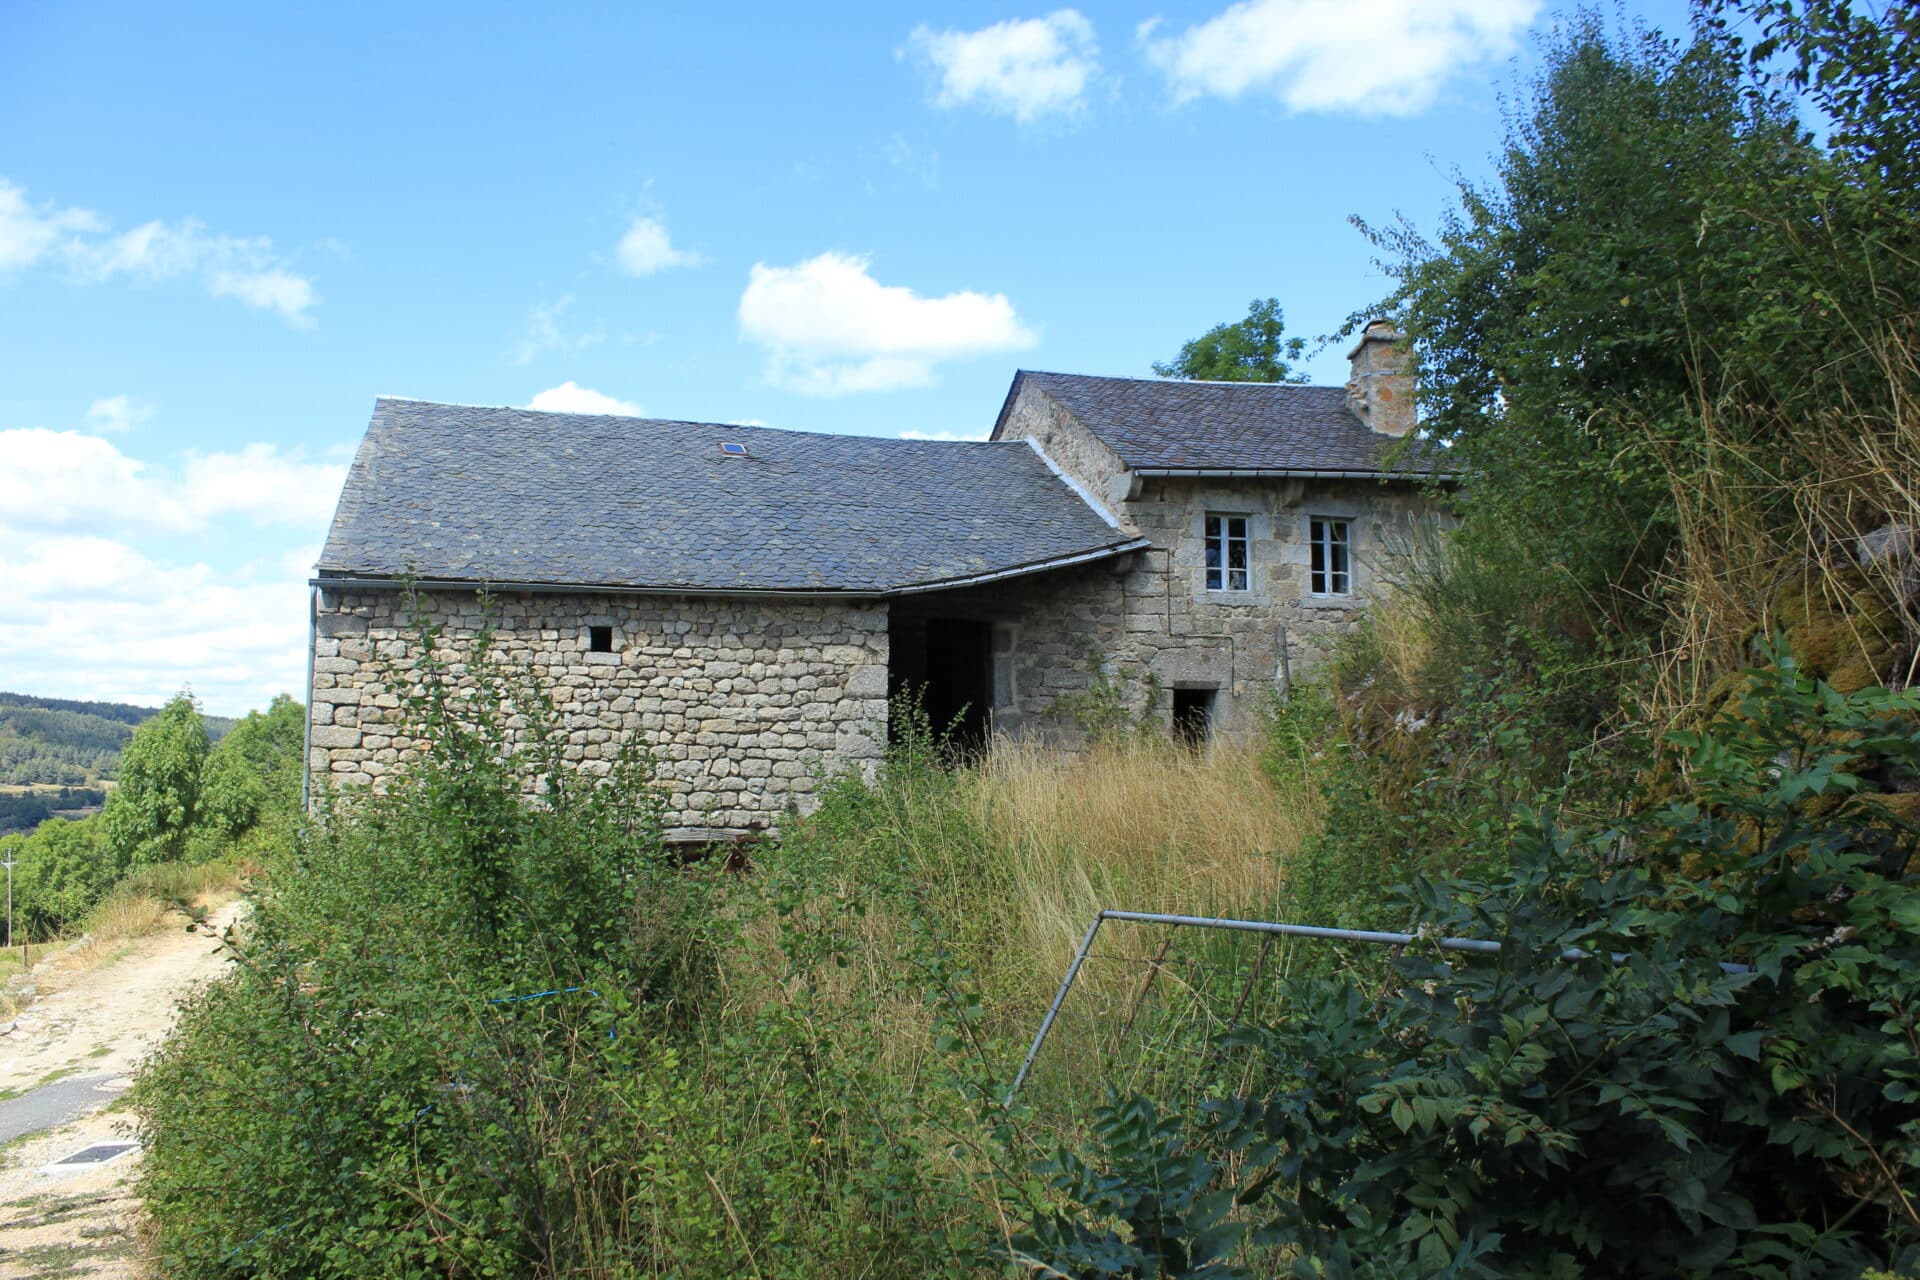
[1009,908,1753,1096]
[4,857,12,959]
[1010,914,1105,1095]
[1097,909,1507,956]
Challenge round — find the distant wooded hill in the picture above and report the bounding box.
[0,691,236,788]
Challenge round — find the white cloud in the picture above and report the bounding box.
[0,529,313,715]
[207,268,316,324]
[0,426,345,535]
[0,180,319,324]
[511,295,603,365]
[616,215,702,275]
[907,10,1099,123]
[1140,0,1538,115]
[0,181,100,271]
[86,395,153,435]
[0,415,346,715]
[526,382,645,416]
[180,443,349,526]
[738,251,1036,395]
[898,429,990,441]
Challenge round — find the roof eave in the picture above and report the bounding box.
[1130,466,1457,483]
[309,538,1154,602]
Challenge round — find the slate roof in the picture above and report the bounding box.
[316,399,1144,594]
[997,371,1440,474]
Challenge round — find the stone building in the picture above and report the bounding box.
[308,321,1443,837]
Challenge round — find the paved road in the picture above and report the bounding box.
[0,1073,119,1147]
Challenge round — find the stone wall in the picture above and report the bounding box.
[309,588,889,835]
[889,475,1433,744]
[892,558,1128,741]
[1111,476,1434,734]
[989,384,1444,738]
[999,384,1131,520]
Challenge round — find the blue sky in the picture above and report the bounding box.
[0,0,1687,714]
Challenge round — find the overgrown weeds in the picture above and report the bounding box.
[134,614,1323,1277]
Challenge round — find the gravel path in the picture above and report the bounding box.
[0,899,243,1279]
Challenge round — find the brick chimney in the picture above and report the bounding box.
[1345,320,1414,438]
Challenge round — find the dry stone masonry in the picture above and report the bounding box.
[309,320,1447,833]
[310,589,889,834]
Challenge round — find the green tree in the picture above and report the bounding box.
[197,694,306,845]
[1362,16,1824,626]
[1153,298,1309,383]
[100,692,209,867]
[7,816,115,939]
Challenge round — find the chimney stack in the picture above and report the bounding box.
[1345,320,1414,438]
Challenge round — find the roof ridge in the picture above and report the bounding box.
[371,397,1020,446]
[1019,371,1343,392]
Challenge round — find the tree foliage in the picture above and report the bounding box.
[1,817,119,941]
[0,691,237,788]
[1154,298,1310,384]
[1019,654,1920,1277]
[197,693,305,846]
[99,692,210,868]
[1361,15,1835,625]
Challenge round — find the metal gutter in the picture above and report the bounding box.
[301,585,316,813]
[1130,466,1450,482]
[307,539,1152,603]
[888,539,1150,595]
[311,575,884,601]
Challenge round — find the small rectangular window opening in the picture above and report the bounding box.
[1204,514,1250,592]
[1172,688,1216,745]
[588,625,614,653]
[719,441,749,456]
[1309,518,1352,596]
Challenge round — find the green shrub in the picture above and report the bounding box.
[137,607,992,1278]
[1,815,118,938]
[1016,652,1920,1277]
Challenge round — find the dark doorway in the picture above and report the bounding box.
[1172,688,1216,745]
[889,617,992,756]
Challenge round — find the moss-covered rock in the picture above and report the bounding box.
[1769,566,1905,694]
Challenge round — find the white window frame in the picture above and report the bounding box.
[1204,513,1251,593]
[1308,517,1353,596]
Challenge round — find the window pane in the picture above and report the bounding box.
[1206,541,1221,569]
[1228,568,1248,591]
[1227,540,1246,571]
[1228,516,1247,540]
[1206,567,1223,590]
[1205,515,1220,539]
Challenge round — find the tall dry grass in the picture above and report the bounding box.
[1649,318,1920,724]
[756,728,1329,1118]
[960,737,1314,992]
[82,858,245,943]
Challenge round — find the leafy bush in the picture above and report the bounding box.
[0,815,121,939]
[137,611,992,1278]
[194,693,305,854]
[1017,652,1920,1277]
[100,692,210,868]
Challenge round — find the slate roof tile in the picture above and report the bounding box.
[318,399,1140,593]
[1006,371,1441,474]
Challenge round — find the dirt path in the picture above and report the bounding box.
[0,899,244,1278]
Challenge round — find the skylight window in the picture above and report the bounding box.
[719,441,749,456]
